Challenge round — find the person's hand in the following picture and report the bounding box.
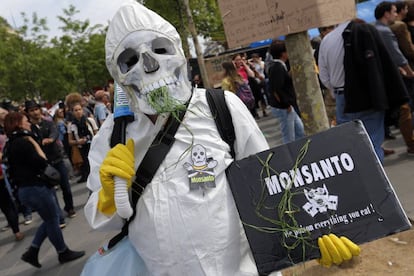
[97,139,135,216]
[399,67,407,76]
[42,138,53,145]
[317,233,361,267]
[77,138,87,145]
[405,70,414,78]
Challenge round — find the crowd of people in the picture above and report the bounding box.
[0,89,111,267]
[318,1,414,162]
[219,43,306,145]
[216,0,414,160]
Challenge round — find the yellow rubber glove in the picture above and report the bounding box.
[97,139,135,216]
[317,233,361,267]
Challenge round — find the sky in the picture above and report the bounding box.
[0,0,132,37]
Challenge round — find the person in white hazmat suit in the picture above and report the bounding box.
[84,1,269,275]
[84,1,358,275]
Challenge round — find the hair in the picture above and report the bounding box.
[71,102,83,111]
[65,92,83,110]
[4,112,25,137]
[269,40,287,59]
[318,25,335,34]
[405,2,414,22]
[232,52,248,62]
[310,36,321,49]
[94,90,106,101]
[221,61,243,84]
[352,18,367,24]
[53,108,65,123]
[375,1,395,20]
[396,1,408,13]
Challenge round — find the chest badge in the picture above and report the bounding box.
[183,144,217,191]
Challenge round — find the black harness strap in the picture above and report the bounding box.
[107,89,235,248]
[206,88,236,159]
[108,108,186,249]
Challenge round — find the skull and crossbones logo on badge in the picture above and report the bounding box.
[183,144,217,192]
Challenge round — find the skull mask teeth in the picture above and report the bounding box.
[112,30,191,115]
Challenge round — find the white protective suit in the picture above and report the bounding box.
[84,1,270,275]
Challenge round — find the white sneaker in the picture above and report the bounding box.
[24,217,33,225]
[1,225,10,231]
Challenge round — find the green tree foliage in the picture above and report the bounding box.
[144,0,226,54]
[0,6,109,104]
[190,0,225,44]
[54,5,110,95]
[0,1,226,104]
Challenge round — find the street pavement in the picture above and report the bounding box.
[0,111,413,276]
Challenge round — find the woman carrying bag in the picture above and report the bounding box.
[4,112,84,268]
[68,103,98,183]
[221,61,256,111]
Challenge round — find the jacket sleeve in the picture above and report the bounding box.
[45,120,59,141]
[391,22,414,62]
[11,138,48,173]
[268,63,290,107]
[378,24,408,67]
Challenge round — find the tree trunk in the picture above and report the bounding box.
[285,31,329,135]
[182,0,210,88]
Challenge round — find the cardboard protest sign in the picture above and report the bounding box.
[218,0,356,48]
[227,120,411,274]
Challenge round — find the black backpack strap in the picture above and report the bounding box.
[108,108,187,249]
[206,88,236,159]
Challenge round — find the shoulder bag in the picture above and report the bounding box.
[38,163,61,188]
[236,82,255,109]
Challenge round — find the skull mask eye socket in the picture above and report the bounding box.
[117,48,139,74]
[152,37,176,55]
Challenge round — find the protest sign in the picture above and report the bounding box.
[227,120,411,274]
[218,0,356,48]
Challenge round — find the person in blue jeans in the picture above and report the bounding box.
[25,100,76,219]
[4,112,84,268]
[270,106,305,144]
[266,40,305,144]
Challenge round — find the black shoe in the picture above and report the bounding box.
[67,210,76,218]
[21,247,41,268]
[58,248,85,264]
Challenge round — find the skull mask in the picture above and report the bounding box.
[191,145,207,167]
[106,2,192,115]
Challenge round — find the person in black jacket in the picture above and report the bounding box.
[0,107,24,241]
[267,40,305,144]
[319,19,409,162]
[4,112,85,268]
[25,100,76,218]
